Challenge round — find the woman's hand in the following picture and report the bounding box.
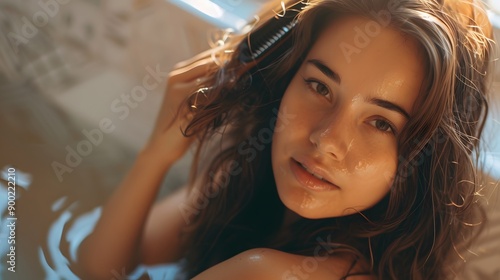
[142,56,218,167]
[78,51,222,280]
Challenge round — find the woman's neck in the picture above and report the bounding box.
[282,208,302,228]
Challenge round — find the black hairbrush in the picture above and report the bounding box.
[238,1,307,64]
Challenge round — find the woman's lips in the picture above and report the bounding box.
[289,158,339,191]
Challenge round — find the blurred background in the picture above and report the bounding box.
[0,0,499,279]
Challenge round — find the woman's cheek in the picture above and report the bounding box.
[353,142,397,187]
[370,151,398,188]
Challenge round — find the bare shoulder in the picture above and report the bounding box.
[192,248,376,280]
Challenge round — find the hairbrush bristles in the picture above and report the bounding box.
[238,1,306,64]
[250,19,298,60]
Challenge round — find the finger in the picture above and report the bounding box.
[169,57,219,84]
[173,48,213,69]
[172,76,212,90]
[173,45,227,69]
[152,82,204,136]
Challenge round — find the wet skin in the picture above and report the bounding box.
[272,16,425,219]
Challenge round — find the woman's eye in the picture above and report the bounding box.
[369,119,395,134]
[304,78,330,96]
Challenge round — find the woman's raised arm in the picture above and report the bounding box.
[76,153,179,279]
[76,55,218,279]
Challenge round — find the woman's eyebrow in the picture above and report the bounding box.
[307,58,410,120]
[368,98,411,120]
[306,59,342,84]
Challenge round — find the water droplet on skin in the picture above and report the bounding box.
[320,128,330,138]
[355,159,368,171]
[346,138,355,154]
[299,193,315,209]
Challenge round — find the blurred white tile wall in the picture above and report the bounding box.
[2,0,497,154]
[0,0,268,151]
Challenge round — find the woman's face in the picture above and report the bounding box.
[272,16,424,219]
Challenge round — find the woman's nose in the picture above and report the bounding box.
[309,109,353,161]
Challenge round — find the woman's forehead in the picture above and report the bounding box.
[303,16,426,116]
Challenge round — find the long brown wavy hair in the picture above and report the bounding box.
[172,0,494,279]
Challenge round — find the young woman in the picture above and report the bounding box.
[77,0,494,279]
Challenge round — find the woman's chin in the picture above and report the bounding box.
[277,189,338,219]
